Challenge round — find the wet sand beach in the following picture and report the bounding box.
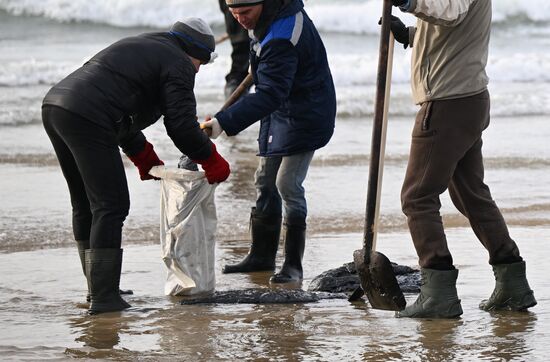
[1,112,549,359]
[1,2,550,360]
[0,227,548,360]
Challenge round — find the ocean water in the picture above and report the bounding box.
[0,0,549,360]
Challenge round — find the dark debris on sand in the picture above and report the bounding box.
[179,262,420,305]
[307,262,420,294]
[180,288,346,305]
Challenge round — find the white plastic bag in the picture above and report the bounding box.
[149,165,217,296]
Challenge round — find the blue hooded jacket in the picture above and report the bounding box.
[215,0,336,156]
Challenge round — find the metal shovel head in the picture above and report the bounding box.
[353,249,406,311]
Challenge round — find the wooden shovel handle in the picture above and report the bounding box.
[215,33,230,45]
[363,0,393,263]
[200,73,254,137]
[221,73,254,111]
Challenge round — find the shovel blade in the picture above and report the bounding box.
[353,249,406,311]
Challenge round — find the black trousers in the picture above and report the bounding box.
[42,105,129,249]
[401,91,522,269]
[218,0,250,83]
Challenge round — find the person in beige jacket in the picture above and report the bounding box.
[388,0,537,318]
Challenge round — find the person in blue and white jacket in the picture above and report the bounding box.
[202,0,336,284]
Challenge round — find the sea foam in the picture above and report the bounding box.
[0,0,549,31]
[2,50,549,88]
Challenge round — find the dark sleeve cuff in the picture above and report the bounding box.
[119,131,146,157]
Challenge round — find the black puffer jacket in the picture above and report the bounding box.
[42,32,211,160]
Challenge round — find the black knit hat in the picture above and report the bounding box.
[226,0,264,8]
[170,18,217,64]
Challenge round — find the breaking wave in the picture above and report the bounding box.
[0,0,549,32]
[2,51,549,88]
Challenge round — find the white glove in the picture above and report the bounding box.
[200,117,223,139]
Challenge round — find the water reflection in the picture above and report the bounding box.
[3,234,543,361]
[70,313,125,350]
[147,302,314,360]
[414,319,464,361]
[481,311,538,360]
[219,131,257,201]
[153,306,218,359]
[53,289,546,360]
[216,304,311,360]
[67,310,162,359]
[245,270,274,286]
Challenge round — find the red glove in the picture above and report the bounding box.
[128,141,164,181]
[193,143,230,184]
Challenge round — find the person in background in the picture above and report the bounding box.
[202,0,336,284]
[218,0,251,98]
[388,0,536,318]
[42,18,230,315]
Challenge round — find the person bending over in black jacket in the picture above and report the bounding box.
[42,18,231,315]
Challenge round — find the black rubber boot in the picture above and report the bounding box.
[396,268,463,319]
[76,240,92,302]
[86,248,131,315]
[222,208,281,273]
[270,219,306,284]
[224,78,247,100]
[77,240,132,302]
[76,240,89,276]
[224,41,250,99]
[479,261,537,311]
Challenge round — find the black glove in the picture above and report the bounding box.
[379,15,410,49]
[392,0,407,6]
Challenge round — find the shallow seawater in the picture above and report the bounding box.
[0,227,548,360]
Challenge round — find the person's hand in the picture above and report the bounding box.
[380,15,410,49]
[392,0,407,6]
[200,116,223,139]
[127,140,164,181]
[192,143,230,184]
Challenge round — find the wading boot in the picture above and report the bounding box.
[396,268,463,319]
[76,240,132,302]
[76,240,91,302]
[479,261,537,311]
[270,219,306,284]
[222,208,281,273]
[224,78,244,99]
[86,248,131,315]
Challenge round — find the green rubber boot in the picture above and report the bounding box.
[396,268,463,319]
[479,261,537,311]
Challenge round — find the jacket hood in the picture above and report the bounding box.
[254,0,303,40]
